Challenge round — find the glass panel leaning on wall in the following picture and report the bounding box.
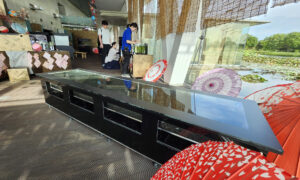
[185,1,300,99]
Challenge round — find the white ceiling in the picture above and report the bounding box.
[95,0,126,11]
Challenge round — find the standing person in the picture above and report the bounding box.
[98,20,112,65]
[121,22,138,77]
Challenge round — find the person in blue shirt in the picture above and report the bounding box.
[121,23,139,77]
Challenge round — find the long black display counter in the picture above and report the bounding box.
[37,69,282,163]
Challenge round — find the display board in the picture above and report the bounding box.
[29,34,48,45]
[5,51,31,72]
[0,34,32,51]
[28,51,71,73]
[30,23,43,32]
[7,68,30,82]
[0,50,71,80]
[70,30,98,50]
[53,35,69,46]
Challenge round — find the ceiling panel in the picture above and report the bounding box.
[95,0,126,11]
[68,0,91,16]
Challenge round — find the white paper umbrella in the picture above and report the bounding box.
[192,68,242,97]
[143,59,167,82]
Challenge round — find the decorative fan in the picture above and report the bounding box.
[0,26,9,33]
[11,23,28,34]
[143,59,167,82]
[8,10,18,17]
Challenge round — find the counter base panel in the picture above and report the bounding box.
[41,79,261,164]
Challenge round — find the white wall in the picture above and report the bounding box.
[5,0,87,32]
[164,32,200,85]
[162,33,176,61]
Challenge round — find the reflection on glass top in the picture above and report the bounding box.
[48,69,248,128]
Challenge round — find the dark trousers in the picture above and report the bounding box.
[104,60,120,69]
[100,44,111,64]
[122,50,131,74]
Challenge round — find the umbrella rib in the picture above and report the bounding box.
[297,155,300,178]
[274,118,300,172]
[272,112,300,135]
[281,97,300,104]
[291,85,299,95]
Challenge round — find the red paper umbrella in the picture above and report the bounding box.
[32,43,42,52]
[143,59,167,82]
[245,83,294,113]
[92,47,99,54]
[152,141,294,180]
[246,81,300,177]
[0,26,9,33]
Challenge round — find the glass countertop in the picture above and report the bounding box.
[47,69,248,129]
[38,69,283,154]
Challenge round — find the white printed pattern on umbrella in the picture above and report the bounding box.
[246,85,286,104]
[0,53,7,76]
[264,82,300,116]
[247,82,300,115]
[151,141,293,180]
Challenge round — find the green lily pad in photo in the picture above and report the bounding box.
[241,74,268,83]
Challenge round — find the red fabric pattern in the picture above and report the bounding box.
[152,141,296,180]
[245,81,300,177]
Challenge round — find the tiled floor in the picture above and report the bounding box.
[0,104,158,179]
[0,80,44,107]
[0,55,159,179]
[71,53,121,75]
